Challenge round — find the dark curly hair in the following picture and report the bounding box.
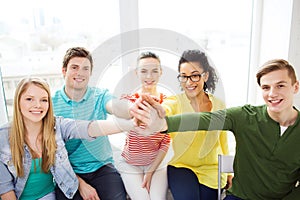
[178,49,218,93]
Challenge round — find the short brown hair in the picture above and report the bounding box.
[137,51,161,64]
[256,59,297,86]
[62,47,93,71]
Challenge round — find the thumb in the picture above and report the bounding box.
[141,94,166,118]
[141,178,146,188]
[154,104,166,118]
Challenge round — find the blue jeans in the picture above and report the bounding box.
[167,165,218,200]
[55,163,126,200]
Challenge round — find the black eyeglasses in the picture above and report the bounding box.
[177,72,206,83]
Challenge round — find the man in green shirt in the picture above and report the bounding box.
[131,59,300,200]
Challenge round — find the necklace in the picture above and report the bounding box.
[26,133,43,156]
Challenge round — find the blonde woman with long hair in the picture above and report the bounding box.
[0,77,135,200]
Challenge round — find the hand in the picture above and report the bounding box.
[0,190,17,200]
[130,98,167,134]
[131,94,164,126]
[78,177,101,200]
[141,172,153,193]
[141,94,166,118]
[225,175,233,190]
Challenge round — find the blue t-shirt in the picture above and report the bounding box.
[52,86,114,173]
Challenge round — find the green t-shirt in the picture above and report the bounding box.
[20,158,55,200]
[166,104,300,200]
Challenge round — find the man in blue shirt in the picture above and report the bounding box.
[53,47,128,200]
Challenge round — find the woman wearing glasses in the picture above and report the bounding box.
[162,49,232,200]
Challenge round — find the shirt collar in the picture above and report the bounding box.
[60,85,90,103]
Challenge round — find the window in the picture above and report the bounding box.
[0,0,259,118]
[0,0,120,119]
[138,0,253,107]
[0,67,8,126]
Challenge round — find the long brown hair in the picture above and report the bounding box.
[9,77,57,177]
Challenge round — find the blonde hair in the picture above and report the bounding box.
[10,77,57,177]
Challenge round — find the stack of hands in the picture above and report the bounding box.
[129,94,167,135]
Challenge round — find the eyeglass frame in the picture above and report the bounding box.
[177,72,206,83]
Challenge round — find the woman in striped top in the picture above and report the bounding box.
[116,51,171,200]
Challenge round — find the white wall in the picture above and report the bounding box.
[289,0,300,109]
[248,0,299,108]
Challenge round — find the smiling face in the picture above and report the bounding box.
[260,69,299,115]
[62,56,92,92]
[179,61,208,99]
[136,57,162,93]
[19,84,49,125]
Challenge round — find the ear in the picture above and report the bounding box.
[294,80,299,94]
[203,72,209,82]
[62,67,67,78]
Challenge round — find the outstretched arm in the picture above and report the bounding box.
[88,94,169,138]
[106,94,166,120]
[88,117,134,137]
[106,98,132,119]
[130,97,168,134]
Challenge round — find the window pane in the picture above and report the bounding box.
[139,0,253,107]
[0,0,120,119]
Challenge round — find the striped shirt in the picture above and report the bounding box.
[121,93,171,165]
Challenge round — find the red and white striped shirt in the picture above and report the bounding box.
[121,93,171,165]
